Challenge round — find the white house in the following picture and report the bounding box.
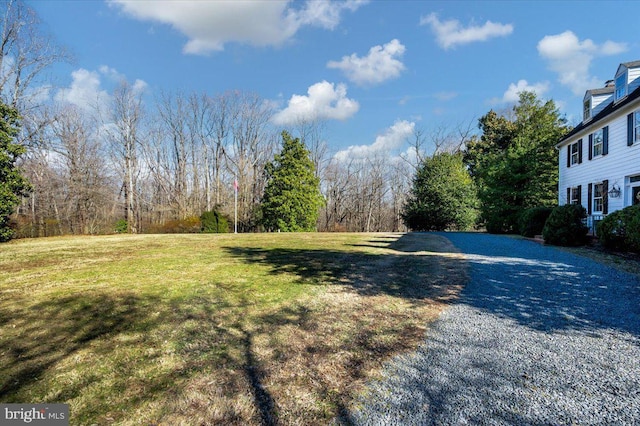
[557,60,640,232]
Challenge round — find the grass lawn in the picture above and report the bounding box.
[0,232,466,425]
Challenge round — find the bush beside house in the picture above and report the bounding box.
[542,204,589,246]
[597,205,640,253]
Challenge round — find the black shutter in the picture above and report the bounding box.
[566,187,571,205]
[578,139,583,163]
[603,180,609,215]
[588,134,593,160]
[603,126,609,155]
[629,113,634,146]
[567,145,571,168]
[588,183,593,215]
[577,185,582,206]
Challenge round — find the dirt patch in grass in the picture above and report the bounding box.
[0,232,466,425]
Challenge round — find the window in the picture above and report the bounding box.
[583,98,591,121]
[570,142,579,165]
[570,187,580,204]
[593,183,604,212]
[592,129,603,157]
[615,72,627,101]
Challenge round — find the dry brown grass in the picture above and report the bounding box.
[0,232,466,425]
[555,243,640,277]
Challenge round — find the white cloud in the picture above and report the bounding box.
[537,31,628,95]
[98,65,125,81]
[271,81,359,125]
[490,79,550,104]
[433,91,458,101]
[54,67,148,111]
[55,68,110,111]
[132,79,148,96]
[327,39,406,86]
[109,0,368,55]
[334,119,415,162]
[420,13,513,50]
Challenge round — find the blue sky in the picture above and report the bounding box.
[29,0,640,160]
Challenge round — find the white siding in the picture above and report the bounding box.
[629,66,640,93]
[559,107,640,214]
[592,93,613,116]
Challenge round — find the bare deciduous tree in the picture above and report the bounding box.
[0,0,69,108]
[49,105,111,234]
[106,81,144,233]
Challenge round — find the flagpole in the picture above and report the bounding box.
[234,177,238,234]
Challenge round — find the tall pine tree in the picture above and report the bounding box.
[261,131,324,232]
[0,103,30,241]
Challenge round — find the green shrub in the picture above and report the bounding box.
[542,204,588,246]
[114,219,128,234]
[200,210,229,233]
[518,207,554,237]
[484,217,509,234]
[597,205,640,253]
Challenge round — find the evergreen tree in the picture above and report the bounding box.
[402,152,478,231]
[0,103,30,241]
[464,92,570,233]
[261,131,324,232]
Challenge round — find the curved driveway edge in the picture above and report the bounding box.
[350,233,640,425]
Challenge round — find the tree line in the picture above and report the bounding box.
[9,85,419,237]
[0,1,571,240]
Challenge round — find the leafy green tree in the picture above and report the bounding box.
[0,103,30,241]
[402,152,478,231]
[261,131,324,232]
[465,92,570,233]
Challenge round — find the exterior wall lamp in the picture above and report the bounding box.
[608,184,621,198]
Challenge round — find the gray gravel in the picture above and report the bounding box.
[349,233,640,425]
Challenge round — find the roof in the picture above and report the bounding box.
[616,60,640,76]
[585,86,614,97]
[558,84,640,146]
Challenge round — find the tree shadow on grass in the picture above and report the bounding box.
[0,292,148,401]
[0,290,277,425]
[222,233,464,303]
[0,233,466,425]
[220,233,467,423]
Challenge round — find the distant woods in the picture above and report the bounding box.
[9,79,437,236]
[2,0,570,238]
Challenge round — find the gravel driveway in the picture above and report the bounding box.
[350,233,640,425]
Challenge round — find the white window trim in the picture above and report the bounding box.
[570,142,579,165]
[583,98,591,121]
[570,187,580,205]
[635,111,640,143]
[592,129,603,157]
[593,182,604,213]
[628,175,640,207]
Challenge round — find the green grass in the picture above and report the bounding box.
[0,232,466,425]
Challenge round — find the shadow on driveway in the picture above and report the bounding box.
[436,232,640,337]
